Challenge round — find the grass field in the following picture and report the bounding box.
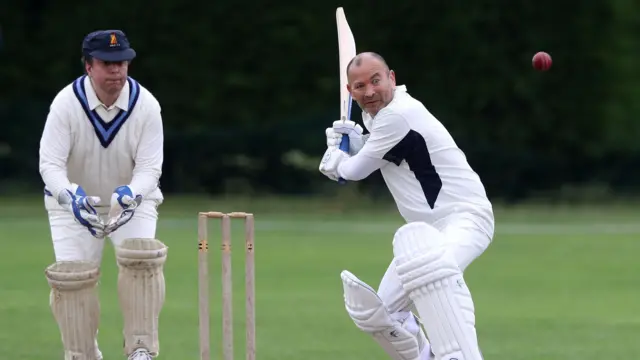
[0,196,639,359]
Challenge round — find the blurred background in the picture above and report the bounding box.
[2,1,639,205]
[1,3,640,359]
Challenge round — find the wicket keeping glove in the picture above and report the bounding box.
[326,120,366,155]
[105,185,142,234]
[319,145,351,181]
[57,185,106,238]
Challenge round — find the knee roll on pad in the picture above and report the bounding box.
[341,270,428,360]
[393,222,459,292]
[115,238,168,356]
[45,261,101,360]
[393,222,483,360]
[116,238,168,269]
[46,261,100,291]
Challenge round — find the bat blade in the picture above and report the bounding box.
[336,7,357,184]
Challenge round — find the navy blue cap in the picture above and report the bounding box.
[82,30,136,62]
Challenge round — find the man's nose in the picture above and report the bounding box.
[365,86,375,97]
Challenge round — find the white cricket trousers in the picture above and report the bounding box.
[44,195,160,263]
[378,214,493,314]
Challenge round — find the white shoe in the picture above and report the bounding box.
[95,331,103,360]
[95,342,103,359]
[128,348,153,360]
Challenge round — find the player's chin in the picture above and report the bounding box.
[364,101,382,114]
[104,80,125,93]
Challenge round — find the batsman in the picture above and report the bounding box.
[320,52,494,360]
[39,29,168,360]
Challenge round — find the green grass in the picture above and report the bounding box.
[0,196,638,359]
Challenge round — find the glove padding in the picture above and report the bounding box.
[319,145,351,181]
[57,186,106,238]
[105,185,142,234]
[327,120,365,155]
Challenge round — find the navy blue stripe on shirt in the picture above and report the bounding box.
[72,75,141,148]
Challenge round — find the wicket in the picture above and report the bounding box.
[198,211,256,360]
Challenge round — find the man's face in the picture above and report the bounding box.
[86,59,129,96]
[347,57,396,117]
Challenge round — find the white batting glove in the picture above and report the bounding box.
[330,120,366,155]
[319,145,350,181]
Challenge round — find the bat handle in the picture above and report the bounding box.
[337,134,350,184]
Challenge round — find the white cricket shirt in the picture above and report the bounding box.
[337,85,494,237]
[39,75,164,208]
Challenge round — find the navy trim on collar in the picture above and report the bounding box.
[72,75,141,148]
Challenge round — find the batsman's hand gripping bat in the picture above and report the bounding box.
[336,7,356,184]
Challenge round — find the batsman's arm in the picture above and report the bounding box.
[337,111,409,181]
[128,98,163,198]
[337,154,386,181]
[39,107,72,199]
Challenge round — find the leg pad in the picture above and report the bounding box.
[115,238,167,357]
[393,223,482,360]
[46,261,101,360]
[341,270,429,360]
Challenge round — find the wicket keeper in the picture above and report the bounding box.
[319,52,494,360]
[39,30,167,360]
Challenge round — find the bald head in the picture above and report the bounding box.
[345,51,396,117]
[346,52,390,77]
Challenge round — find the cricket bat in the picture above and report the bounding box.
[336,7,356,185]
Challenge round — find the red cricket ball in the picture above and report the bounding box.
[532,51,552,71]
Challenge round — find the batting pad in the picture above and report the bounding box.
[115,238,168,356]
[45,261,101,360]
[393,223,482,360]
[341,270,429,360]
